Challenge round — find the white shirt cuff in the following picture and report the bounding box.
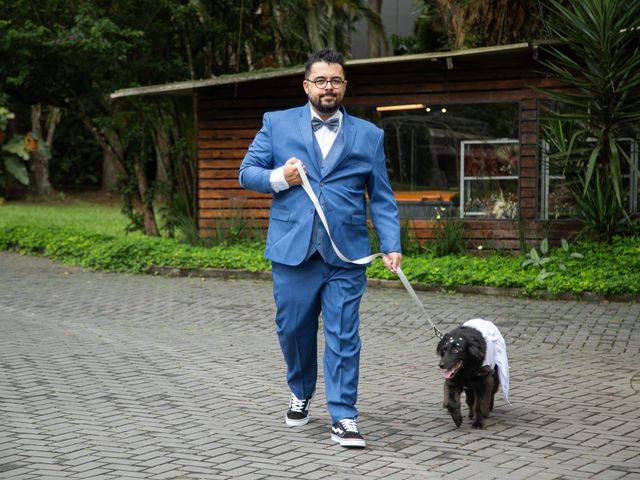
[269,166,290,193]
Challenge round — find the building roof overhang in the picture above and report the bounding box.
[110,42,534,100]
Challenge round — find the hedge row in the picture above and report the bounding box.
[1,225,639,296]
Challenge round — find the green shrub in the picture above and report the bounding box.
[1,223,638,297]
[0,224,270,274]
[428,208,466,257]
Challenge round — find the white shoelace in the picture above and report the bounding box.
[289,394,308,413]
[339,418,359,433]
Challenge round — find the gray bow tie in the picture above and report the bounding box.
[312,117,340,132]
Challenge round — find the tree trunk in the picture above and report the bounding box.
[204,38,213,78]
[101,147,119,192]
[272,2,286,67]
[307,1,323,51]
[182,24,196,80]
[101,129,122,192]
[77,102,159,236]
[28,103,59,198]
[368,0,383,57]
[153,119,171,199]
[244,41,254,70]
[326,4,336,49]
[133,155,160,236]
[431,0,537,49]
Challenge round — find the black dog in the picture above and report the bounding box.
[436,322,505,429]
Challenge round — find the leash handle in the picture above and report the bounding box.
[295,163,443,339]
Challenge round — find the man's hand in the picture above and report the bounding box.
[283,157,305,186]
[383,252,402,274]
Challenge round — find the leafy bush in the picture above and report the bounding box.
[1,223,638,297]
[0,106,30,196]
[536,0,640,239]
[429,207,466,257]
[567,171,632,242]
[0,225,270,273]
[522,238,584,281]
[367,237,639,296]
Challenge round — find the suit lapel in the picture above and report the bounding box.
[323,107,356,178]
[297,105,321,178]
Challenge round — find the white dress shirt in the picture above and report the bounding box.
[269,107,343,193]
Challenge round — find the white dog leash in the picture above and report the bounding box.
[295,163,443,339]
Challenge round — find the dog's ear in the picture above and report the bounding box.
[467,333,486,361]
[436,335,449,356]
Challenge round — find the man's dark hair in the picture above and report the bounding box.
[305,48,346,78]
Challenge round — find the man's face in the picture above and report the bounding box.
[303,61,347,117]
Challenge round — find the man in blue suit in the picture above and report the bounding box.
[239,48,401,448]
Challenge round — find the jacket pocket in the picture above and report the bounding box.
[271,208,290,222]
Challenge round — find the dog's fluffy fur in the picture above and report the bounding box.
[436,323,504,429]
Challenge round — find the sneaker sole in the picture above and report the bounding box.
[286,415,310,427]
[331,434,366,448]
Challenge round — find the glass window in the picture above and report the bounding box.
[539,101,640,219]
[354,102,520,219]
[540,137,639,219]
[460,140,519,219]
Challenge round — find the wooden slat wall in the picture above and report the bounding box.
[403,219,581,253]
[197,49,577,250]
[197,76,302,234]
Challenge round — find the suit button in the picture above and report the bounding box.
[310,209,314,213]
[320,182,324,187]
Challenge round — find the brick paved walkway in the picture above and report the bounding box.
[1,252,639,479]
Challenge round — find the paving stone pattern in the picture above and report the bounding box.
[1,252,639,479]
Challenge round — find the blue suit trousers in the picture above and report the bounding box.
[272,254,367,423]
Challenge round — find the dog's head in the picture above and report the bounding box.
[436,326,486,380]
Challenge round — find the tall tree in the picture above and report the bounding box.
[0,1,66,197]
[259,0,386,62]
[27,104,59,197]
[368,0,384,57]
[536,0,640,241]
[1,0,389,235]
[427,0,544,49]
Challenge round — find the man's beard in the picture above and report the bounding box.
[312,93,340,114]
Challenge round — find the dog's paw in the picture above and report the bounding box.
[452,413,463,427]
[471,420,484,429]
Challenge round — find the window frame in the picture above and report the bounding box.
[459,138,520,219]
[539,137,639,219]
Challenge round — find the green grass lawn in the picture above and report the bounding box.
[0,200,132,237]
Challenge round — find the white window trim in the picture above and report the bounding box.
[459,138,520,218]
[539,138,639,219]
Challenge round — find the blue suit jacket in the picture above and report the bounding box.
[238,104,401,267]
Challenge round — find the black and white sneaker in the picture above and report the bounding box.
[331,418,366,448]
[286,393,311,426]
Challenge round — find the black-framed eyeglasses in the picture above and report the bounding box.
[306,77,345,89]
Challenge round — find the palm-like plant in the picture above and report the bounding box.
[266,0,385,61]
[0,107,30,197]
[536,0,640,219]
